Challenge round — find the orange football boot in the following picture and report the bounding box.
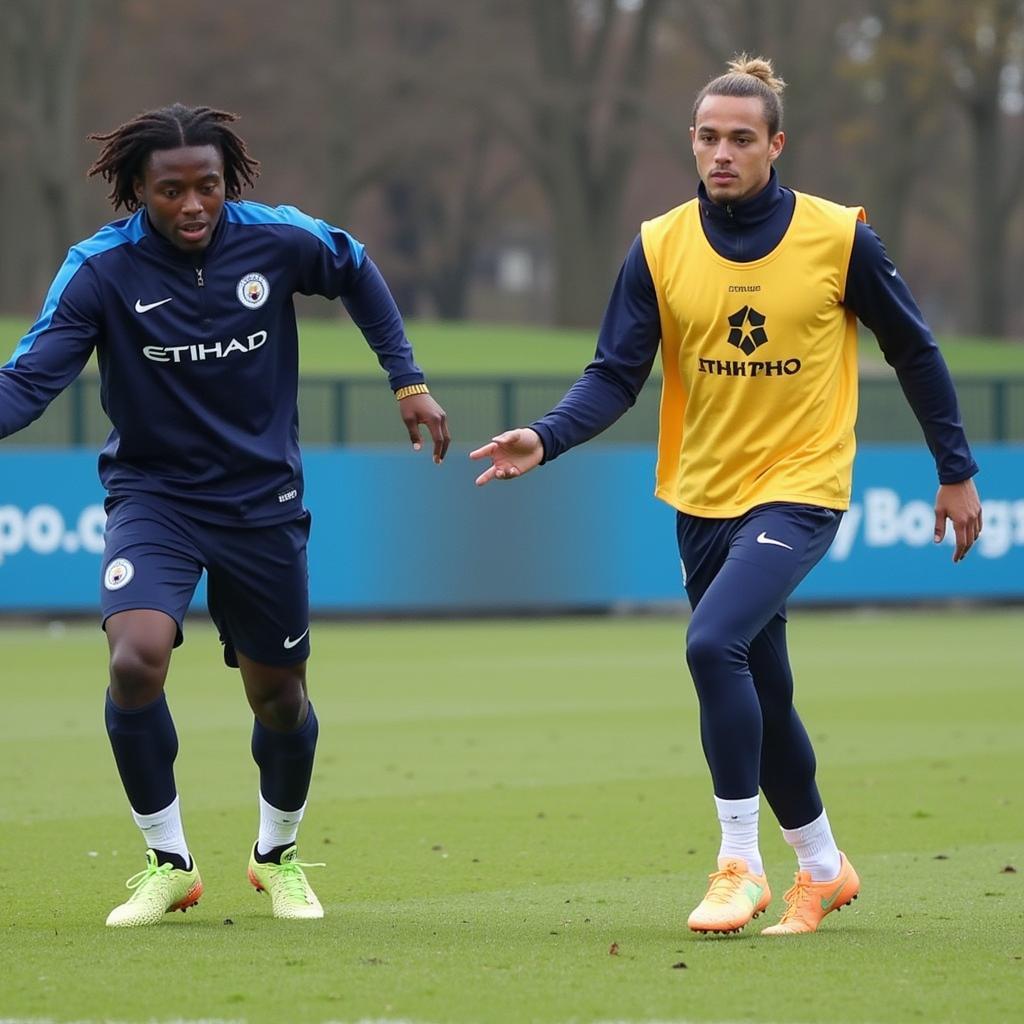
[687,856,771,934]
[761,852,860,935]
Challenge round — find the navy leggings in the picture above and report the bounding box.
[677,502,843,829]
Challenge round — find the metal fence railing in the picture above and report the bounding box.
[7,375,1024,447]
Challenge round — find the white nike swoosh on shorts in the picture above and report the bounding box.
[283,627,310,649]
[756,531,794,550]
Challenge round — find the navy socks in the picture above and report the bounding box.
[251,702,319,812]
[104,690,178,815]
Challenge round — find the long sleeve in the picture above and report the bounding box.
[531,235,661,462]
[293,216,423,391]
[844,222,978,483]
[0,258,100,440]
[340,257,424,391]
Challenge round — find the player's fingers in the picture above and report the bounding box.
[427,415,449,464]
[968,514,982,546]
[492,465,521,481]
[436,417,452,464]
[474,464,498,487]
[404,418,423,451]
[469,442,497,461]
[953,519,971,563]
[933,509,946,544]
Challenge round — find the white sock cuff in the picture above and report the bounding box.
[130,795,189,863]
[131,794,180,829]
[258,792,306,823]
[714,794,760,822]
[781,807,830,844]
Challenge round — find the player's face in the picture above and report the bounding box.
[134,145,226,252]
[691,94,784,206]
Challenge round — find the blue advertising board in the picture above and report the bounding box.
[0,445,1020,613]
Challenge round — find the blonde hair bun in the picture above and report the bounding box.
[726,53,786,95]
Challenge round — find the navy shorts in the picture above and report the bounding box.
[677,502,843,617]
[100,498,311,667]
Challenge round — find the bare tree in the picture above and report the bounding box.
[2,0,1022,335]
[0,0,92,309]
[943,0,1024,335]
[837,3,950,262]
[481,0,669,327]
[3,1,92,279]
[396,118,524,320]
[330,1,527,319]
[323,0,402,229]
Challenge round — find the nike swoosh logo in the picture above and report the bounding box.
[135,297,173,313]
[283,627,310,650]
[743,881,764,905]
[756,531,793,550]
[820,880,848,911]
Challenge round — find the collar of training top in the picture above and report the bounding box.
[697,166,786,229]
[141,207,229,264]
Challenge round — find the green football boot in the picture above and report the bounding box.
[105,849,202,927]
[247,844,325,919]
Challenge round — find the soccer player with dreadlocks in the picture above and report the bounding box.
[0,104,449,926]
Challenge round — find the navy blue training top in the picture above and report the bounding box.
[532,170,978,485]
[0,201,425,525]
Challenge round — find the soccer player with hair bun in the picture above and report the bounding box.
[0,103,449,926]
[472,55,981,936]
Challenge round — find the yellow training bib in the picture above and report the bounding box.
[640,191,864,516]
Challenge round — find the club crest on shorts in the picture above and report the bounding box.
[237,272,270,309]
[104,557,135,591]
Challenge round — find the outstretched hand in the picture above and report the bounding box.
[934,478,982,563]
[469,428,544,486]
[399,394,450,464]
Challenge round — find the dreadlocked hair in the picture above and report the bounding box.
[692,54,786,137]
[87,104,260,211]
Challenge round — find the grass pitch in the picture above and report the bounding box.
[0,610,1021,1024]
[2,314,1023,377]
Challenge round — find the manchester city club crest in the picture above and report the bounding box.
[237,272,270,309]
[104,557,135,591]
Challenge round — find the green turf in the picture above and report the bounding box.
[3,314,1022,378]
[0,610,1020,1023]
[295,319,602,376]
[0,316,600,378]
[858,334,1024,377]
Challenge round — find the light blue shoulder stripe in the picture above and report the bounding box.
[224,201,365,268]
[4,212,146,368]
